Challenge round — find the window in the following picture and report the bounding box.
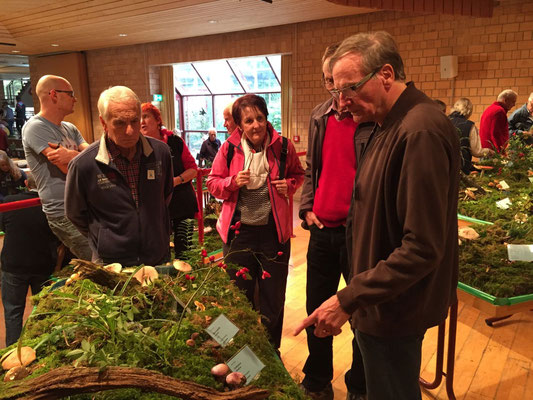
[174,55,282,160]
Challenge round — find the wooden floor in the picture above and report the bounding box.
[1,226,532,399]
[281,226,533,400]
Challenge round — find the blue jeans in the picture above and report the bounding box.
[2,271,50,346]
[356,330,425,400]
[46,215,92,261]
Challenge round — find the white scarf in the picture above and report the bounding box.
[241,134,270,190]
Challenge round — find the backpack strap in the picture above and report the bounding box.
[278,136,288,180]
[226,142,235,170]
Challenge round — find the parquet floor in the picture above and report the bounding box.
[1,227,532,399]
[281,226,533,400]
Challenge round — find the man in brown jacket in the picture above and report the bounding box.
[295,31,460,400]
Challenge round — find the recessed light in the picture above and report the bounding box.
[11,50,20,53]
[51,44,59,47]
[119,33,128,37]
[208,20,218,24]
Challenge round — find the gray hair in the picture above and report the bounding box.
[97,86,141,121]
[330,31,406,81]
[0,150,22,181]
[497,89,517,102]
[451,98,473,119]
[207,127,217,135]
[322,42,341,65]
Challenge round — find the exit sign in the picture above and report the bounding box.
[153,94,163,102]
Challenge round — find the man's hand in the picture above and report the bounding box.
[293,294,350,338]
[305,211,324,229]
[44,142,79,174]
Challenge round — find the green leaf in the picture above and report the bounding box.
[66,349,84,357]
[81,339,91,352]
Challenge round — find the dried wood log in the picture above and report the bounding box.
[71,259,141,293]
[2,366,269,400]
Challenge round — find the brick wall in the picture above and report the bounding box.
[85,0,533,149]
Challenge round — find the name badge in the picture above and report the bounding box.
[147,170,155,180]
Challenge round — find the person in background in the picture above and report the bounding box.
[223,101,238,135]
[15,96,27,136]
[508,92,533,145]
[141,102,198,259]
[198,127,221,166]
[0,150,27,202]
[298,42,368,400]
[0,121,8,151]
[22,74,92,261]
[479,89,517,152]
[434,99,447,114]
[207,94,304,354]
[1,173,59,347]
[295,31,460,400]
[449,98,493,175]
[1,101,15,136]
[66,86,173,266]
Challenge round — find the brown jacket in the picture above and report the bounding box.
[337,83,460,337]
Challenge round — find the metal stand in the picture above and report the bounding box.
[419,300,458,400]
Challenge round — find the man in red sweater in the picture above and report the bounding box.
[479,89,517,152]
[298,43,370,400]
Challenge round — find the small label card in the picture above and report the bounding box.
[507,244,533,262]
[205,314,239,347]
[496,197,512,210]
[227,345,265,385]
[499,180,510,190]
[529,177,533,183]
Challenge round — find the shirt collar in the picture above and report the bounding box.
[95,134,153,165]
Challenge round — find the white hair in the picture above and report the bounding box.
[497,89,517,102]
[97,86,140,120]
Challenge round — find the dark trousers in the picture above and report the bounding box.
[171,218,193,259]
[223,218,290,350]
[356,330,425,400]
[2,271,50,346]
[303,225,366,395]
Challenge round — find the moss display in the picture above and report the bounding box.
[0,245,306,399]
[458,135,533,297]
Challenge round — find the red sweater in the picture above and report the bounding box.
[479,102,509,152]
[312,114,357,227]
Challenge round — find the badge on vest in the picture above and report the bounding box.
[147,170,155,180]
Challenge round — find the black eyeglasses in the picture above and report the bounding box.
[329,67,381,99]
[52,89,75,98]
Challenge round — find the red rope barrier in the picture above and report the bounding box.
[0,197,41,212]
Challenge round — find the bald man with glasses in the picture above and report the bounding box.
[22,75,92,261]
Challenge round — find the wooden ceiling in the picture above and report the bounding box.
[0,0,374,56]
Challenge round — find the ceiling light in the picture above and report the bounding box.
[119,33,128,37]
[11,50,20,53]
[208,20,218,24]
[51,44,59,47]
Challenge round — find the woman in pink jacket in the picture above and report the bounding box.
[207,94,304,353]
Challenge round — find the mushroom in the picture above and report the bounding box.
[211,363,229,382]
[173,260,192,273]
[3,366,30,382]
[186,339,196,347]
[458,227,480,240]
[133,266,159,286]
[1,347,36,370]
[226,371,246,388]
[103,263,123,273]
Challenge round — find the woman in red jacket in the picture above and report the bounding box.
[207,94,304,353]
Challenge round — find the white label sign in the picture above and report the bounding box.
[205,314,239,347]
[496,197,512,209]
[227,345,265,385]
[499,180,510,190]
[507,244,533,262]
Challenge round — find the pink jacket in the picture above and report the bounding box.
[207,125,304,244]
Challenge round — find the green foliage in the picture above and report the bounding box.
[0,245,305,399]
[458,140,533,297]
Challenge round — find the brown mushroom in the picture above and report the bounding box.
[133,266,159,286]
[1,347,36,370]
[226,371,246,388]
[173,260,192,273]
[211,363,229,382]
[3,366,30,382]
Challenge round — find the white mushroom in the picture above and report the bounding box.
[458,227,480,240]
[103,263,123,273]
[173,260,192,273]
[133,266,159,286]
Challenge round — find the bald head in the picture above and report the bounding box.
[35,75,76,121]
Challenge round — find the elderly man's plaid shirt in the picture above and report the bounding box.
[106,138,141,208]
